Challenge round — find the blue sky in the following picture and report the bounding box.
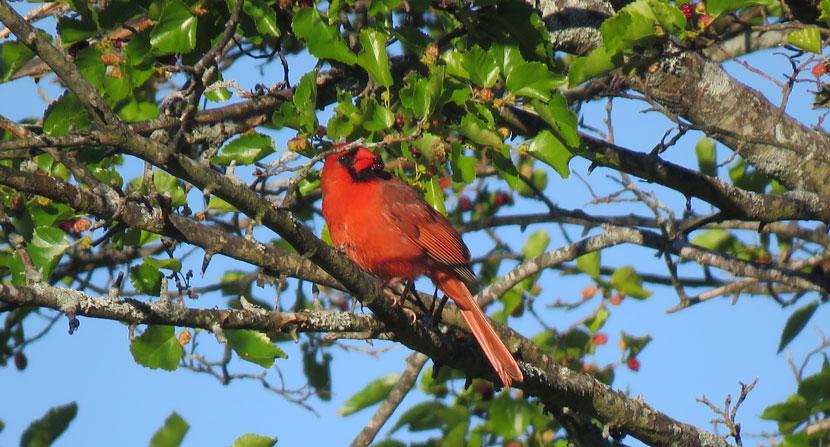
[2,4,829,446]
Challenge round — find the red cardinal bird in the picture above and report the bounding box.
[321,144,523,387]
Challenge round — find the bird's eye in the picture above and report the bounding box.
[371,160,384,171]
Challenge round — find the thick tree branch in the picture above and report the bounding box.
[0,282,385,334]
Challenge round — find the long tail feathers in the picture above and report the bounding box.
[432,272,524,387]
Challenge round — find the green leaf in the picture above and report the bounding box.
[486,393,531,439]
[129,325,182,371]
[292,7,357,65]
[234,0,280,37]
[505,62,565,101]
[568,46,618,87]
[207,196,238,212]
[532,95,580,148]
[0,41,35,82]
[695,137,716,177]
[798,364,830,406]
[213,133,275,166]
[610,266,651,299]
[600,0,658,53]
[226,329,287,368]
[707,0,777,16]
[462,46,499,88]
[401,67,444,118]
[28,226,70,279]
[777,301,819,353]
[423,177,447,216]
[522,230,550,259]
[788,26,822,54]
[648,0,687,36]
[230,433,278,447]
[526,130,572,178]
[729,159,770,193]
[20,402,78,447]
[443,50,470,80]
[489,44,525,80]
[459,113,505,148]
[150,0,198,55]
[691,229,736,251]
[450,146,476,184]
[144,256,182,272]
[130,264,162,296]
[149,412,189,447]
[587,307,609,333]
[820,0,830,26]
[356,28,392,87]
[118,98,160,122]
[338,374,401,416]
[43,92,92,137]
[152,170,188,207]
[761,394,809,433]
[390,401,446,433]
[576,251,601,279]
[360,99,395,132]
[490,147,520,190]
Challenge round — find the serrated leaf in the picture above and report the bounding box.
[43,92,92,137]
[610,266,651,299]
[230,433,278,447]
[338,374,401,416]
[522,230,550,259]
[226,329,287,368]
[576,251,601,279]
[213,133,275,166]
[778,301,819,353]
[505,62,565,101]
[149,0,198,55]
[129,325,182,371]
[462,46,499,88]
[788,26,822,54]
[29,226,70,279]
[532,95,580,148]
[356,28,392,87]
[361,99,395,131]
[450,147,476,184]
[20,402,77,447]
[292,7,357,65]
[149,412,189,447]
[526,130,572,178]
[0,41,35,82]
[130,262,163,296]
[490,44,525,80]
[600,0,658,53]
[695,137,716,177]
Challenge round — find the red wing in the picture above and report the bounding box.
[381,179,473,276]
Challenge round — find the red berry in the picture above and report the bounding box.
[610,292,624,305]
[679,3,693,19]
[10,194,23,212]
[394,114,405,129]
[581,285,597,300]
[812,62,828,78]
[458,195,473,211]
[439,177,451,189]
[493,191,512,207]
[73,218,91,233]
[627,357,640,372]
[58,220,75,232]
[592,333,608,346]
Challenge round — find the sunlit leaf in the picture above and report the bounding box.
[20,402,78,447]
[129,325,183,371]
[226,329,287,368]
[338,374,401,416]
[149,412,189,447]
[777,301,819,353]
